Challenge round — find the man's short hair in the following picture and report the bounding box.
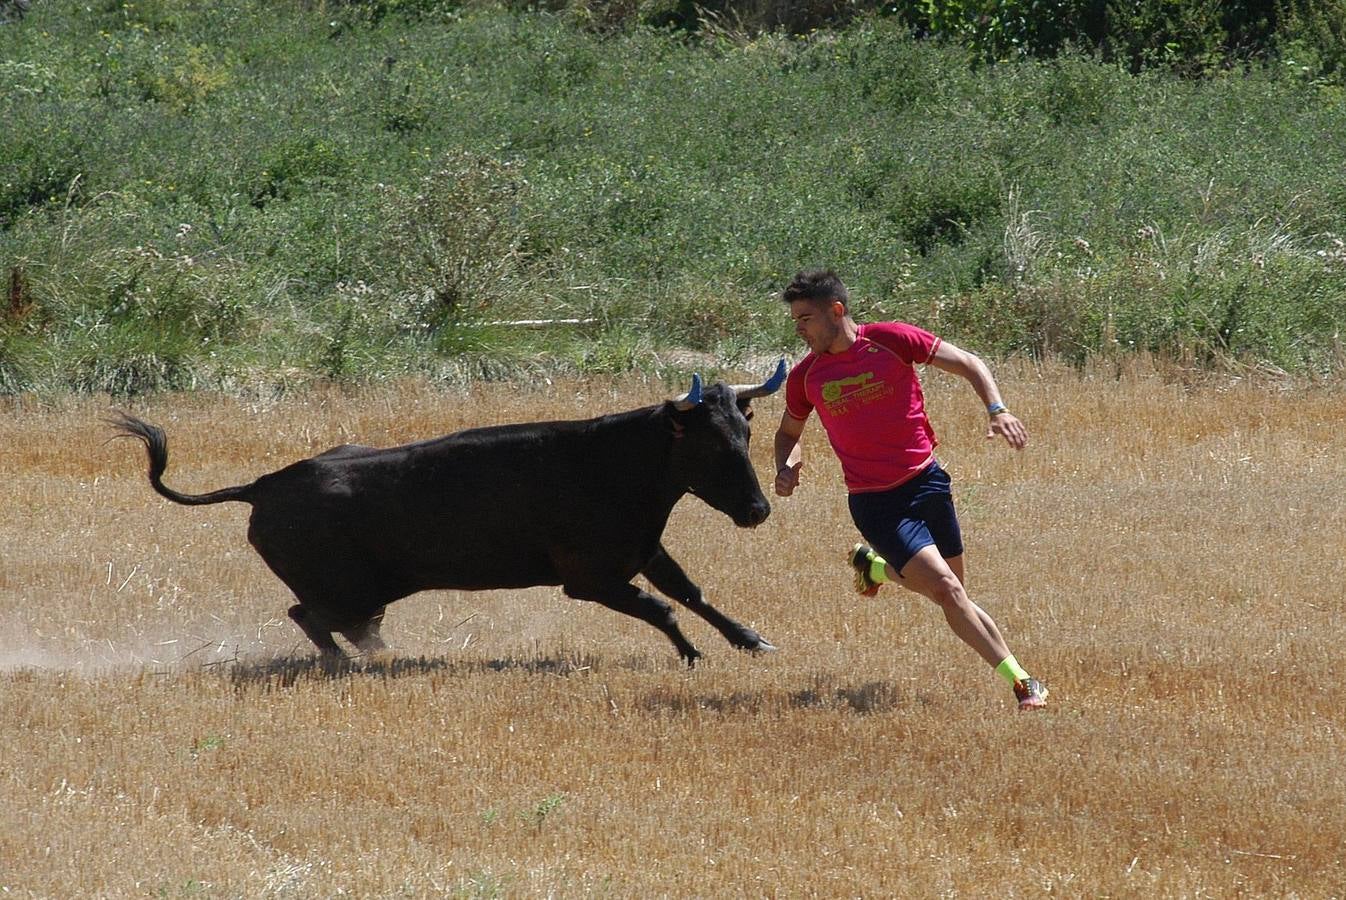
[782,269,848,308]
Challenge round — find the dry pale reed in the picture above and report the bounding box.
[2,361,1344,897]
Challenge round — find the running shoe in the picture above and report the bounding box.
[849,543,882,597]
[1013,677,1049,710]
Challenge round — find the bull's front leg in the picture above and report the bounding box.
[642,545,776,653]
[562,579,702,666]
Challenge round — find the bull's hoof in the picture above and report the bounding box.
[733,628,776,653]
[315,650,355,676]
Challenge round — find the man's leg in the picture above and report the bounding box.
[936,553,1006,649]
[891,546,1047,708]
[892,545,1010,667]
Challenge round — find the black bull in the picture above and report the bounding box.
[110,363,785,664]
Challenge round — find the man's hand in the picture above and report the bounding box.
[986,412,1028,450]
[774,461,803,496]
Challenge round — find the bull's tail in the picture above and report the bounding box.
[107,412,255,506]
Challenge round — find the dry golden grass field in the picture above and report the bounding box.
[3,361,1345,898]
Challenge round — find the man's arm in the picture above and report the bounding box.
[928,340,1028,449]
[772,410,807,496]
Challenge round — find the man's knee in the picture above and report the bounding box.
[919,571,967,608]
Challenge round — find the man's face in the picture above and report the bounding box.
[789,298,844,354]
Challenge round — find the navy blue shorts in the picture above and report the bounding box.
[847,461,964,577]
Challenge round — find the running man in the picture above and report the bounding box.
[772,269,1048,710]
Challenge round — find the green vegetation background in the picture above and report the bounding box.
[3,0,1345,393]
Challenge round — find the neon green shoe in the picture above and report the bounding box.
[849,543,882,597]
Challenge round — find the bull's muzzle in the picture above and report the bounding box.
[740,498,770,528]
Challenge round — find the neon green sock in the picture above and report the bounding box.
[995,655,1030,685]
[869,554,890,584]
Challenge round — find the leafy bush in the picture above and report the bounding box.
[0,94,93,230]
[1277,0,1346,86]
[131,43,232,113]
[376,152,535,325]
[251,136,353,208]
[0,0,30,23]
[1,1,1344,393]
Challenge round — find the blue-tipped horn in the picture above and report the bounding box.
[729,358,787,400]
[672,373,703,410]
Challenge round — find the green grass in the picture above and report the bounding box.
[2,1,1344,393]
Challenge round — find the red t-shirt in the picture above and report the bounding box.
[785,321,941,493]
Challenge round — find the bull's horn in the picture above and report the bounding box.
[672,373,703,410]
[729,358,787,400]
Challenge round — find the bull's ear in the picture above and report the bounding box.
[736,398,756,421]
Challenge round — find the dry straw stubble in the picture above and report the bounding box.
[2,364,1345,896]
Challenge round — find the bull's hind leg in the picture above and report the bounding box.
[340,606,388,655]
[642,545,776,652]
[287,604,345,658]
[252,518,400,659]
[563,580,702,665]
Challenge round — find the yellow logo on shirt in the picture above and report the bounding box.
[821,372,875,403]
[818,369,896,417]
